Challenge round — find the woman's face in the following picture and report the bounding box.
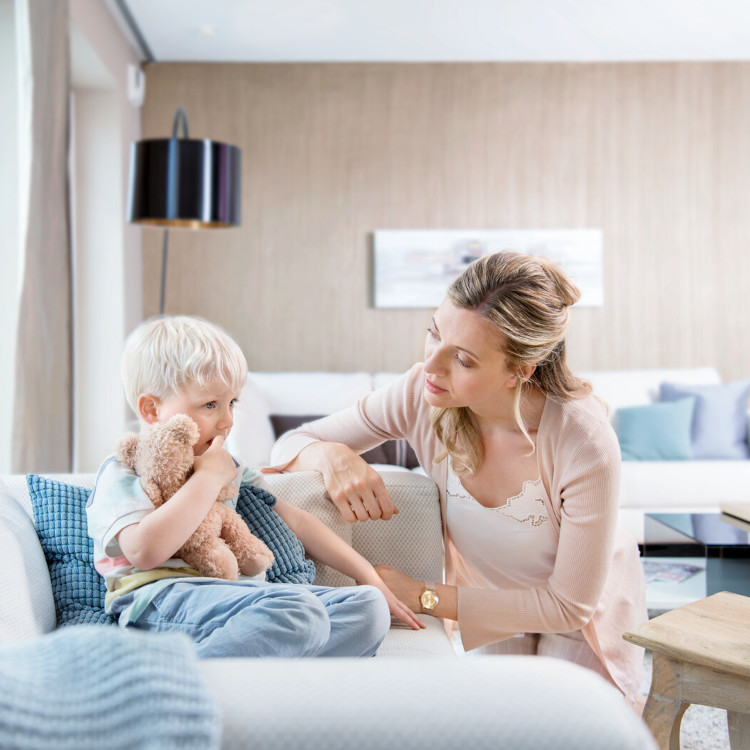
[423,299,519,417]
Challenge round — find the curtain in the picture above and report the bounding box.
[12,0,72,473]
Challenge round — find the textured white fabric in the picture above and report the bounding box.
[0,479,56,641]
[255,470,444,588]
[252,471,354,587]
[351,471,443,584]
[378,615,455,657]
[200,655,658,750]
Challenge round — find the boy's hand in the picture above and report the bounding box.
[193,435,237,486]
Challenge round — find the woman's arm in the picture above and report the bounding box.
[271,441,398,522]
[273,498,426,630]
[117,436,238,570]
[375,565,458,620]
[266,364,430,522]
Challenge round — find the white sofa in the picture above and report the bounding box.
[581,367,750,542]
[227,367,750,543]
[0,470,655,749]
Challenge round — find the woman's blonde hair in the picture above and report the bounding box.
[432,251,591,474]
[121,316,248,414]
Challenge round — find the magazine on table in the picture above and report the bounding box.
[641,559,703,584]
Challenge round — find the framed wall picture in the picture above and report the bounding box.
[373,229,603,308]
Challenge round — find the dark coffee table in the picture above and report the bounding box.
[643,513,750,609]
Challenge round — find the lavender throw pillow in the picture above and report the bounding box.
[659,379,750,459]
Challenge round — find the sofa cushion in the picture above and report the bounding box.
[27,475,116,627]
[235,483,316,584]
[615,398,695,461]
[270,414,420,469]
[227,372,375,468]
[225,375,276,468]
[659,379,750,459]
[250,472,355,587]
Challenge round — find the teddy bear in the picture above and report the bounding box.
[116,413,275,580]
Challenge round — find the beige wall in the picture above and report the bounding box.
[141,62,750,380]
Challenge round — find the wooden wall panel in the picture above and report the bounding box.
[140,62,750,380]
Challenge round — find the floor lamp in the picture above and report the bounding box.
[127,106,242,315]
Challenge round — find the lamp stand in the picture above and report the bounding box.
[159,229,169,316]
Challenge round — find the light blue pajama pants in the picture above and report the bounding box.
[131,580,391,658]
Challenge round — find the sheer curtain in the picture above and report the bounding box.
[12,0,72,473]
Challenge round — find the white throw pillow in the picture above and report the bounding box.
[247,371,373,415]
[225,375,276,468]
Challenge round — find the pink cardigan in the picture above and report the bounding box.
[271,363,647,707]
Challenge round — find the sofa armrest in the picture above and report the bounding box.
[253,471,443,588]
[0,478,56,642]
[200,655,656,750]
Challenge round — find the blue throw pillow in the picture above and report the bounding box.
[615,398,695,461]
[659,380,750,459]
[235,483,316,585]
[27,475,117,627]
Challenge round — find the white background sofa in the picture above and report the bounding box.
[581,367,750,541]
[0,470,655,749]
[227,367,750,543]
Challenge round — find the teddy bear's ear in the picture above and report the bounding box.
[166,414,200,446]
[116,433,140,467]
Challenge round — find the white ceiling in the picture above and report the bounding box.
[104,0,750,63]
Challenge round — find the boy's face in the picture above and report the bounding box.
[149,381,240,456]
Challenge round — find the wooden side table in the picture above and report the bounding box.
[624,591,750,750]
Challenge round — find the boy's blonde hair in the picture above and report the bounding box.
[121,316,248,414]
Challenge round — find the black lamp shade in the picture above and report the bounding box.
[128,138,241,228]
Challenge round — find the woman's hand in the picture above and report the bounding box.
[376,564,459,621]
[267,442,399,523]
[358,569,426,631]
[374,564,423,613]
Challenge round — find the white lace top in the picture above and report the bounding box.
[446,465,557,590]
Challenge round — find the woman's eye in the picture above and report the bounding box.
[426,327,439,340]
[455,355,471,369]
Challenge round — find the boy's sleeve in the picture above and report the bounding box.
[86,457,154,558]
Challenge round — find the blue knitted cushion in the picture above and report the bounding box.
[235,483,316,585]
[27,475,117,627]
[0,626,220,750]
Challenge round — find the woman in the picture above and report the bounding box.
[268,251,646,709]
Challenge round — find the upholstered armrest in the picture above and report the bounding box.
[0,478,57,642]
[253,471,443,588]
[201,655,657,750]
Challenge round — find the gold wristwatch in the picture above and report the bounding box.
[420,582,439,613]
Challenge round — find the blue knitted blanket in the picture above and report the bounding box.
[0,626,220,750]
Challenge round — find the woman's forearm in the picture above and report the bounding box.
[375,565,458,621]
[282,441,354,472]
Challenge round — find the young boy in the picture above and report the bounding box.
[87,316,423,658]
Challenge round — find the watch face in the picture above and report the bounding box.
[421,589,439,611]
